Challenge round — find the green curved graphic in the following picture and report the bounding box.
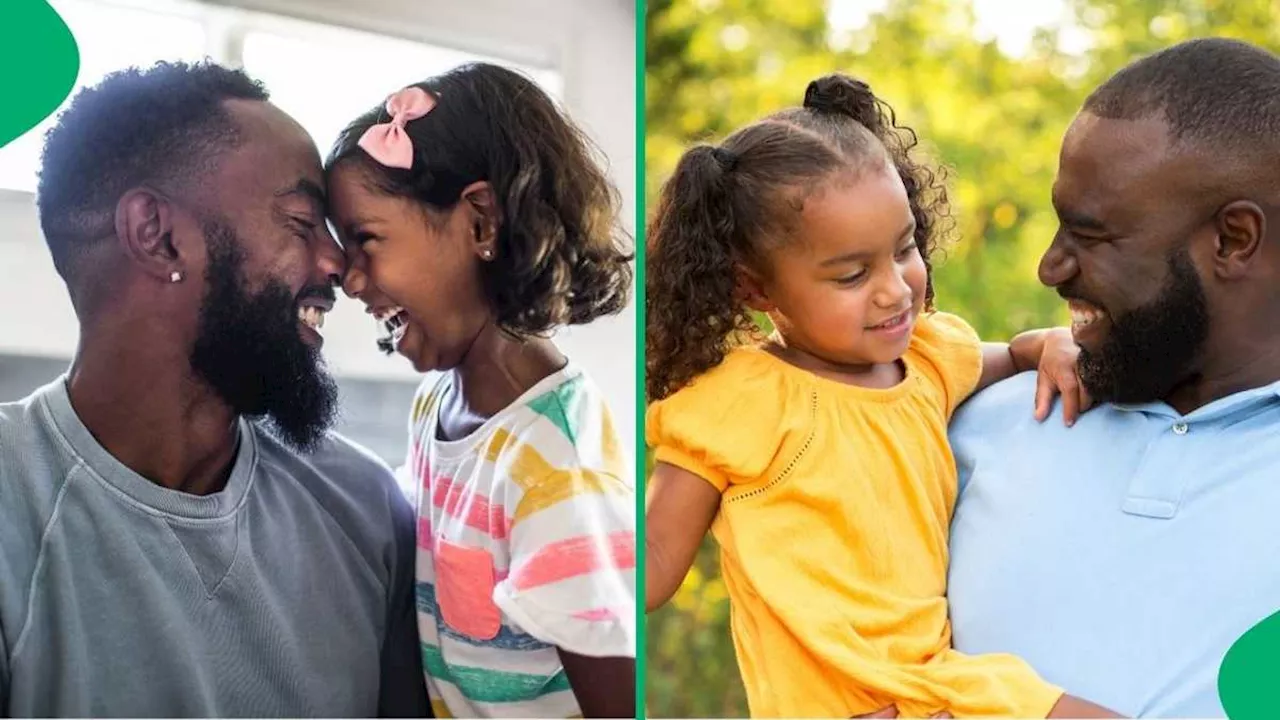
[1219,609,1280,719]
[0,0,80,149]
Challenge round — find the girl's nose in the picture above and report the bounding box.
[874,268,913,309]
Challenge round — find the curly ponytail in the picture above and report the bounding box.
[804,75,884,133]
[645,145,757,401]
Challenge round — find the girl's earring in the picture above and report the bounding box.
[481,248,494,261]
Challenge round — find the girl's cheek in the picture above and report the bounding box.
[906,257,928,298]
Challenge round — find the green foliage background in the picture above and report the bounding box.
[643,0,1280,716]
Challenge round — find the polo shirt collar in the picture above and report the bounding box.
[1112,378,1280,421]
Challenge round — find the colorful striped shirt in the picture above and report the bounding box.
[405,363,636,718]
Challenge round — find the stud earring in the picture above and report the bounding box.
[170,271,183,283]
[481,249,494,260]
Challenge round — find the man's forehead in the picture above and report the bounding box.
[1055,112,1194,211]
[224,98,313,149]
[215,99,324,209]
[1062,113,1173,180]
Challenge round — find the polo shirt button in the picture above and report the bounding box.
[1173,422,1189,435]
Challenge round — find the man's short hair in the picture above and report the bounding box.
[1084,37,1280,155]
[36,60,269,279]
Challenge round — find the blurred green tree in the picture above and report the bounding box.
[644,0,1280,716]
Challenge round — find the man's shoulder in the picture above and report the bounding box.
[252,423,393,476]
[249,424,403,509]
[0,382,56,430]
[315,430,396,475]
[0,385,76,602]
[947,371,1107,468]
[952,371,1041,431]
[249,425,414,573]
[0,383,79,500]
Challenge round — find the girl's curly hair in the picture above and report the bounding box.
[326,63,633,337]
[646,73,951,401]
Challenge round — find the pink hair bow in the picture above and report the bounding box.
[357,86,436,169]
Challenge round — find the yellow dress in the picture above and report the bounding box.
[646,311,1063,718]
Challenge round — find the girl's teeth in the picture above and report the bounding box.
[874,313,904,329]
[374,306,406,322]
[381,312,407,334]
[376,310,410,350]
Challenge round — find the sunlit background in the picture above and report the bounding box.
[0,0,636,463]
[644,0,1280,715]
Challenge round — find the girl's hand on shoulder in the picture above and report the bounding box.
[1035,328,1093,426]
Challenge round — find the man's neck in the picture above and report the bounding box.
[1164,331,1280,415]
[66,334,241,496]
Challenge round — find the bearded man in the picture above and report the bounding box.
[947,38,1280,718]
[0,61,427,718]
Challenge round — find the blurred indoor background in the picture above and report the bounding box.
[0,0,637,465]
[644,0,1280,715]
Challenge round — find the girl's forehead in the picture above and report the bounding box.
[793,170,911,245]
[325,163,386,211]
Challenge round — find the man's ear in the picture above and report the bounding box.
[460,181,500,260]
[114,187,183,282]
[1212,199,1266,281]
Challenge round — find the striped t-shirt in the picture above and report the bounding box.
[405,363,636,718]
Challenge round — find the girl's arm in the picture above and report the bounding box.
[979,328,1093,425]
[551,460,718,716]
[978,328,1057,390]
[645,461,722,612]
[557,652,634,719]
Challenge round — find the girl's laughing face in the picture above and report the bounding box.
[326,161,497,373]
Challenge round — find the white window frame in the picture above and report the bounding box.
[0,0,566,196]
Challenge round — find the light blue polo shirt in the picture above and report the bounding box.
[947,371,1280,718]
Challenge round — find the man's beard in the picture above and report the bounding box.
[189,220,339,452]
[1075,248,1209,404]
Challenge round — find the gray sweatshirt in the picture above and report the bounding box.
[0,378,427,717]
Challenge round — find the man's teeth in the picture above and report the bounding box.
[298,305,326,331]
[1068,302,1106,327]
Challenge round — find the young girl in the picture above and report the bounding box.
[645,74,1115,719]
[325,63,636,719]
